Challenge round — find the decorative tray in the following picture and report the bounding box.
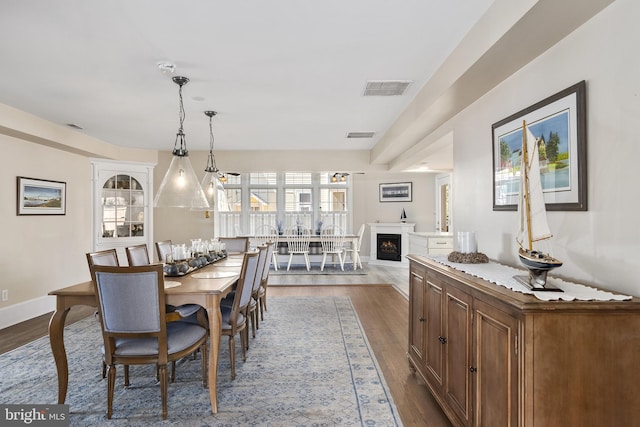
[163,252,227,277]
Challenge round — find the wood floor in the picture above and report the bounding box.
[0,267,450,427]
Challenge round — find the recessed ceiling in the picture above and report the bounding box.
[0,0,494,164]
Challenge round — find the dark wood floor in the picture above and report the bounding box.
[0,285,451,427]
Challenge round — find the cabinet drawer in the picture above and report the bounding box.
[428,237,453,249]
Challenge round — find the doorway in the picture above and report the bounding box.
[435,174,451,233]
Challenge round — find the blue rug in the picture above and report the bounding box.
[0,297,402,426]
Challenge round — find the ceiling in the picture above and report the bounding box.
[0,0,495,171]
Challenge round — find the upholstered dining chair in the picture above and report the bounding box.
[285,225,311,271]
[255,241,276,323]
[125,243,150,266]
[247,245,269,340]
[219,237,249,254]
[320,224,345,271]
[343,223,365,270]
[89,263,208,420]
[155,240,173,263]
[221,250,260,380]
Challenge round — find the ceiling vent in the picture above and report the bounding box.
[66,123,83,130]
[363,80,413,96]
[346,131,375,139]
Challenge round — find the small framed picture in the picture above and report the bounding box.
[379,182,412,202]
[17,176,67,215]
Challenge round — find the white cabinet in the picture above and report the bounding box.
[91,160,154,265]
[407,232,453,256]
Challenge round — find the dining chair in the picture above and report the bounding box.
[125,243,205,380]
[221,250,260,380]
[219,237,249,254]
[285,226,311,271]
[256,241,276,322]
[89,263,208,420]
[247,245,269,340]
[343,223,366,270]
[155,240,173,263]
[320,225,346,271]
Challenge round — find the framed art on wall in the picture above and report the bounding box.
[17,176,67,215]
[379,182,412,202]
[492,80,587,211]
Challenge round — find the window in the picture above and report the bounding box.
[216,172,352,236]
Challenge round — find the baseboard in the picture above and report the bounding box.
[0,296,55,330]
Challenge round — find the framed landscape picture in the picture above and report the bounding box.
[379,182,412,202]
[492,81,587,211]
[17,176,67,215]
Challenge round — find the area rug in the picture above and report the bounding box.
[0,297,402,426]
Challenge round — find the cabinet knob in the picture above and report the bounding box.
[469,366,477,373]
[438,336,447,344]
[419,317,425,322]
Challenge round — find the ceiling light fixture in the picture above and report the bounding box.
[201,110,223,208]
[154,76,210,209]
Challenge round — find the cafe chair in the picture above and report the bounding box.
[320,225,345,271]
[343,223,365,270]
[253,225,280,270]
[285,225,311,271]
[155,240,173,263]
[219,237,249,254]
[221,250,260,380]
[89,264,208,420]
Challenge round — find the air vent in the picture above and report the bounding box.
[66,123,83,130]
[363,80,413,96]
[346,132,376,139]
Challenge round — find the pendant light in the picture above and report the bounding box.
[154,76,210,209]
[201,110,223,209]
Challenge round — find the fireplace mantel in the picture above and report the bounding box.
[368,222,415,266]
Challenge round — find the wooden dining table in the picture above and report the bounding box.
[48,254,244,414]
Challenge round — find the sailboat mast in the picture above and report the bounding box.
[522,120,533,251]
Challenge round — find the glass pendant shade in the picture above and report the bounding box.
[154,152,210,208]
[200,171,218,209]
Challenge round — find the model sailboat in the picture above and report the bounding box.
[515,120,563,291]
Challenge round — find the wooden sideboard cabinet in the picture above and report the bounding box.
[407,255,640,427]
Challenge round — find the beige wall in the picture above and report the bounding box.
[450,0,639,296]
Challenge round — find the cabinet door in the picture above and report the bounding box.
[473,299,518,427]
[408,266,426,368]
[444,285,473,426]
[424,276,444,393]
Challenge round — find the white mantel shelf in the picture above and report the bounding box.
[368,222,416,266]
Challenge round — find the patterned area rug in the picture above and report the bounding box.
[0,297,402,426]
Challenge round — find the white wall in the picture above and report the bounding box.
[451,0,639,296]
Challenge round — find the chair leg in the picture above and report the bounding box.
[339,252,345,271]
[171,360,176,383]
[287,254,293,271]
[102,361,107,378]
[124,365,130,387]
[320,253,327,271]
[201,342,208,388]
[241,329,247,362]
[107,364,116,419]
[229,335,236,380]
[304,253,310,270]
[158,364,168,420]
[272,252,279,271]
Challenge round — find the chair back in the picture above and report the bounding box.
[285,226,311,252]
[320,225,345,252]
[251,245,269,294]
[254,225,279,246]
[155,240,172,263]
[228,251,260,323]
[126,244,150,266]
[261,242,276,282]
[219,237,249,253]
[87,249,120,269]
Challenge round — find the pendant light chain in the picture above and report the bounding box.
[172,76,189,157]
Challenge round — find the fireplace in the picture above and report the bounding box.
[377,233,402,262]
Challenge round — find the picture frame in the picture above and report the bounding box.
[17,176,67,215]
[492,80,587,211]
[379,182,412,202]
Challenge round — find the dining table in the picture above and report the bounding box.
[48,253,245,414]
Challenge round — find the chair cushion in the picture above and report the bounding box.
[108,323,206,356]
[220,305,244,330]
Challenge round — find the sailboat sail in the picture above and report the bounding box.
[516,124,553,249]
